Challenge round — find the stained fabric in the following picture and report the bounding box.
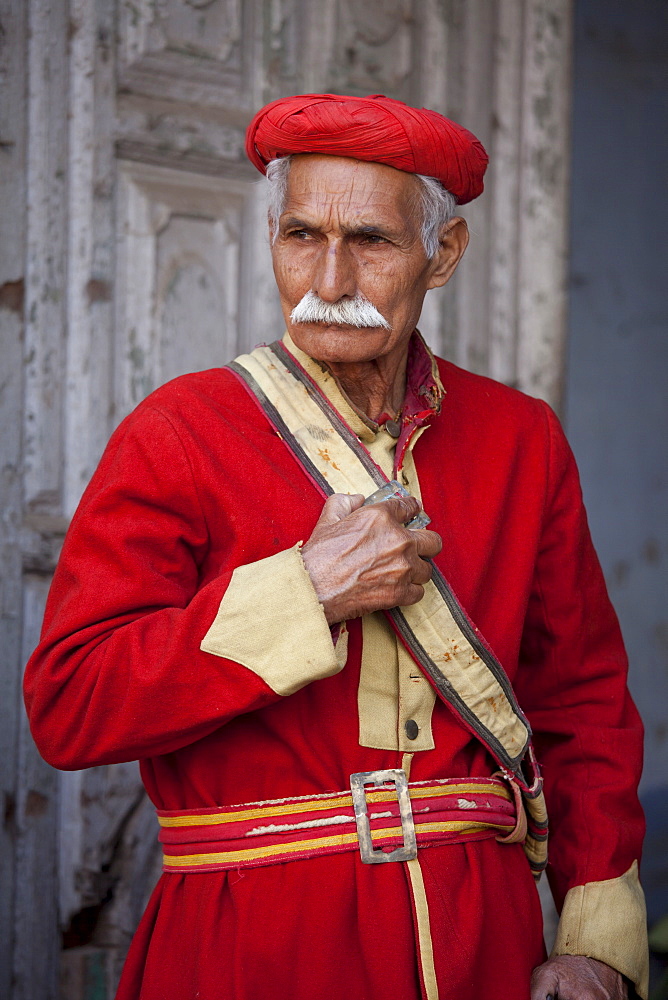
[245,93,488,204]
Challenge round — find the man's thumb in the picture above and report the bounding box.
[316,493,364,526]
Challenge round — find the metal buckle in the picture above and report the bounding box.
[350,768,417,864]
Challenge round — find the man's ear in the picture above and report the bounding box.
[426,217,469,289]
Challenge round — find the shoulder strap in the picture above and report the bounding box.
[227,342,533,778]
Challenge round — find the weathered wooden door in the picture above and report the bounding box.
[0,1,571,996]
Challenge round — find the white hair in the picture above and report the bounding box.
[265,155,457,259]
[290,289,391,329]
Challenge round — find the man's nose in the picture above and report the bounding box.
[312,239,357,303]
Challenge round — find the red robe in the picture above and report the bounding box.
[24,347,644,1000]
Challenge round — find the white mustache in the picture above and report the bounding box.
[289,290,391,330]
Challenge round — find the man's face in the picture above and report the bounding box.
[270,155,458,366]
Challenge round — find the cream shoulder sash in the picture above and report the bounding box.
[227,341,534,779]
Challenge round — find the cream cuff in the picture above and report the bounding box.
[200,545,347,695]
[551,860,649,999]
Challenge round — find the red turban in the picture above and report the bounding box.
[245,93,488,205]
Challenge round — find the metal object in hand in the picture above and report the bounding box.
[362,480,431,530]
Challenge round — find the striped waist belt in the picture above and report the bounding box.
[158,770,524,874]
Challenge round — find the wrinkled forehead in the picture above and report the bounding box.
[281,153,422,227]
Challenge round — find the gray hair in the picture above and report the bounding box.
[265,155,457,259]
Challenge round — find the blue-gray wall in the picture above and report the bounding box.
[566,0,668,924]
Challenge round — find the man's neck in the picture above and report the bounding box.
[282,328,444,433]
[324,355,408,422]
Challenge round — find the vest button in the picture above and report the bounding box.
[404,719,419,740]
[385,419,401,438]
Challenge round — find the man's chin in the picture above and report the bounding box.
[288,322,394,363]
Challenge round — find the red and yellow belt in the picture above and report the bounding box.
[158,770,524,874]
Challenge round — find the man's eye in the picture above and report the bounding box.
[361,233,387,245]
[287,229,311,240]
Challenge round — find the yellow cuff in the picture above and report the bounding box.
[552,860,649,999]
[200,545,346,695]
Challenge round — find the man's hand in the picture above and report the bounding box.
[531,956,629,999]
[301,493,442,624]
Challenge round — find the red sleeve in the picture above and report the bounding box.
[23,403,282,769]
[513,402,645,908]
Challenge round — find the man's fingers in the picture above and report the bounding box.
[531,965,559,1000]
[315,493,364,526]
[410,560,432,586]
[531,956,627,1000]
[372,495,421,524]
[414,528,443,558]
[403,583,425,606]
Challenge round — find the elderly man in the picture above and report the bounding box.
[25,94,647,1000]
